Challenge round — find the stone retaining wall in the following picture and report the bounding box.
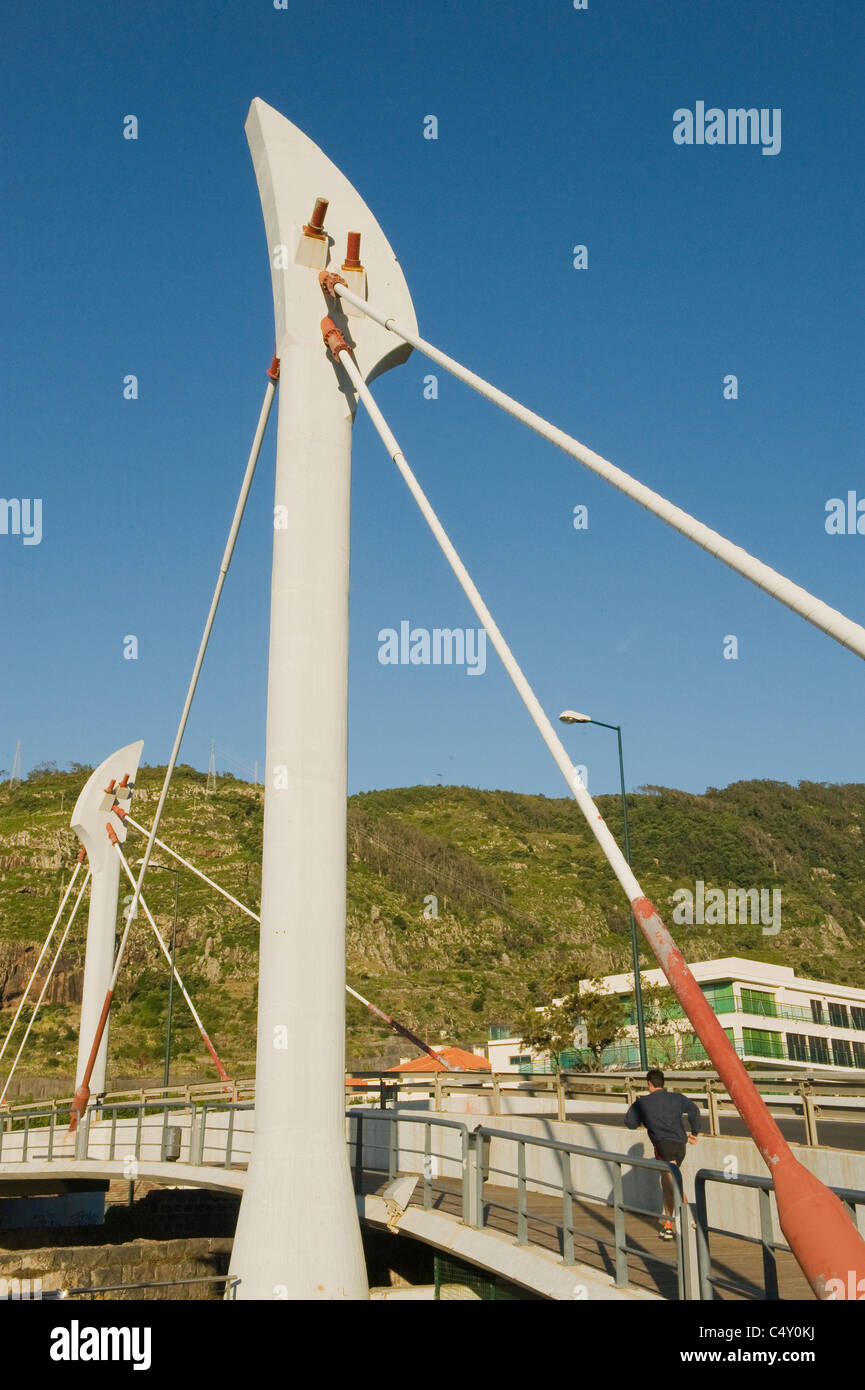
[0,1236,232,1300]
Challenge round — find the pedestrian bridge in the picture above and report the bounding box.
[2,1087,865,1300]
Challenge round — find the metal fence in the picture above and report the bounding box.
[0,1275,241,1301]
[345,1068,865,1146]
[693,1167,865,1301]
[3,1089,864,1301]
[348,1107,690,1298]
[4,1067,863,1144]
[0,1094,254,1169]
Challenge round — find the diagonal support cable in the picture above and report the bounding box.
[127,356,279,930]
[112,835,229,1084]
[70,358,278,1125]
[322,318,865,1300]
[324,278,865,663]
[0,850,87,1067]
[0,867,92,1104]
[344,985,459,1071]
[117,809,453,1069]
[118,809,258,922]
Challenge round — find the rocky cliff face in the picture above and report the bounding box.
[0,940,83,1010]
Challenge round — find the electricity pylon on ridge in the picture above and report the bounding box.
[206,740,216,796]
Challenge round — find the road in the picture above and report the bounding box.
[564,1106,865,1153]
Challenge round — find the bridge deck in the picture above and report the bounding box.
[362,1173,814,1300]
[0,1153,814,1299]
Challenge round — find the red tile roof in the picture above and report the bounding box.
[387,1045,491,1074]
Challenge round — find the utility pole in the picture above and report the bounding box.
[228,100,416,1301]
[559,712,648,1068]
[10,741,22,789]
[206,741,216,795]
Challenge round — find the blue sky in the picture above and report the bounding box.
[1,0,862,800]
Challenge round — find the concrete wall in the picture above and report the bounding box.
[0,1192,105,1230]
[438,1102,865,1242]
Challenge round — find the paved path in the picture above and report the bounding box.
[363,1172,813,1300]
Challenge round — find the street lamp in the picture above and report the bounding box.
[136,859,180,1089]
[559,710,648,1069]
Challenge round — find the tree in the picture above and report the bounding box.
[517,977,628,1072]
[27,761,58,781]
[516,996,579,1072]
[634,974,694,1067]
[575,979,628,1070]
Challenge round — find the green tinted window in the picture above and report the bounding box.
[743,1027,784,1058]
[701,981,736,1013]
[741,989,777,1018]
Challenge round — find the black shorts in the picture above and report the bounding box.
[653,1140,687,1165]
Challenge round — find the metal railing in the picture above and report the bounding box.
[7,1089,862,1299]
[344,1068,865,1146]
[347,1108,690,1298]
[3,1068,863,1160]
[0,1094,255,1170]
[350,1109,473,1225]
[1,1274,241,1301]
[473,1122,690,1298]
[693,1167,865,1300]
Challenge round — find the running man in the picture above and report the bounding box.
[624,1068,700,1240]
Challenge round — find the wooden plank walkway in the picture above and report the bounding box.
[363,1172,814,1301]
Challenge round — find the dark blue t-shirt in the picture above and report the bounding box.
[624,1089,701,1146]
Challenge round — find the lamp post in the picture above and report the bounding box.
[559,711,648,1069]
[137,859,179,1090]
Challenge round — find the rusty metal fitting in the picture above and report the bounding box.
[321,316,351,360]
[342,232,363,270]
[69,1083,89,1126]
[77,846,87,863]
[318,270,348,298]
[104,779,116,795]
[106,821,119,845]
[118,773,130,788]
[112,804,128,821]
[266,354,280,382]
[302,196,329,239]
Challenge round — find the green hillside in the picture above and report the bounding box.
[1,766,864,1086]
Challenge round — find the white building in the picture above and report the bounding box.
[487,957,865,1076]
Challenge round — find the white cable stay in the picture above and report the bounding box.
[329,333,642,902]
[324,326,827,1154]
[73,366,278,1120]
[330,280,865,663]
[122,812,259,922]
[113,841,229,1083]
[125,369,278,933]
[0,854,86,1066]
[120,813,453,1068]
[0,868,91,1105]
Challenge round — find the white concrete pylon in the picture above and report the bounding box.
[228,100,416,1301]
[70,741,143,1097]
